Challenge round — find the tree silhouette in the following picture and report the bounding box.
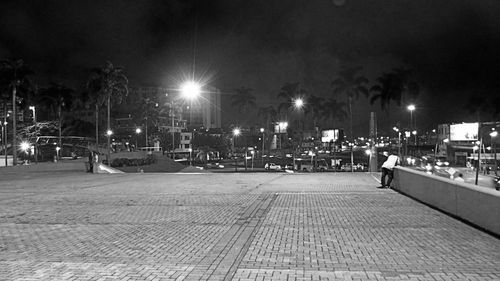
[321,97,347,129]
[0,58,34,165]
[38,82,74,155]
[277,82,306,119]
[370,68,420,110]
[87,61,128,159]
[231,87,256,113]
[331,66,369,140]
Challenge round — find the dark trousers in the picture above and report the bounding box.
[381,167,394,187]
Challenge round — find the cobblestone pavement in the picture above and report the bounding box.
[0,171,499,280]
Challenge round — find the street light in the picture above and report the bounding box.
[20,141,30,163]
[490,130,498,175]
[2,120,7,167]
[29,106,37,164]
[232,128,241,171]
[180,81,201,127]
[260,128,265,165]
[106,129,113,163]
[393,127,401,156]
[278,122,288,150]
[135,128,141,150]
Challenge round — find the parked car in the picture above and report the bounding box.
[264,163,281,171]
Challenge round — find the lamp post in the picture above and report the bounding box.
[2,120,7,167]
[407,104,415,130]
[188,148,192,166]
[393,127,401,156]
[135,128,141,151]
[278,122,288,150]
[490,130,498,175]
[29,106,37,164]
[233,128,240,171]
[260,128,265,165]
[180,81,201,127]
[106,129,113,163]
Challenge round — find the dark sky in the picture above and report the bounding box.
[1,0,500,135]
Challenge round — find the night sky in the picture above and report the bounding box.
[1,0,500,135]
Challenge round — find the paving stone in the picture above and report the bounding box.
[0,172,499,280]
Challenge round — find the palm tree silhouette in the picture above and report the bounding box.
[331,66,369,140]
[370,68,420,110]
[87,61,129,162]
[231,87,256,122]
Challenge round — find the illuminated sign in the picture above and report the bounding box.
[321,129,339,143]
[450,123,479,141]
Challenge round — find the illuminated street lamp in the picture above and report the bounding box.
[232,128,241,171]
[29,106,37,164]
[2,120,7,167]
[181,81,201,127]
[20,141,30,163]
[260,128,265,165]
[293,98,304,109]
[407,104,415,127]
[106,129,113,163]
[55,146,61,160]
[278,122,288,150]
[135,128,141,150]
[180,81,201,100]
[490,130,498,175]
[393,127,401,156]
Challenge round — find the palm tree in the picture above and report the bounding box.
[0,58,34,165]
[321,98,348,128]
[231,87,256,112]
[277,82,306,119]
[87,61,129,162]
[370,68,420,110]
[38,83,74,157]
[331,66,369,140]
[257,105,278,131]
[304,94,325,130]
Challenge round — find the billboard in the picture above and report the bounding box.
[450,123,479,141]
[321,129,340,143]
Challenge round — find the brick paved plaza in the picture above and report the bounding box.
[0,170,499,280]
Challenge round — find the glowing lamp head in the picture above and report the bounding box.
[293,98,304,109]
[181,81,201,99]
[490,131,498,138]
[233,128,241,136]
[106,130,113,136]
[260,128,264,133]
[135,128,142,134]
[20,141,30,152]
[407,104,416,111]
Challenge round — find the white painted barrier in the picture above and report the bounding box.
[393,166,500,236]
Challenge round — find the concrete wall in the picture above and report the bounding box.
[393,166,500,236]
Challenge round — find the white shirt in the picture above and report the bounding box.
[382,155,399,170]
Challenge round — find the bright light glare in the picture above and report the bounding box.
[181,81,201,99]
[294,98,304,109]
[233,128,241,136]
[365,149,371,155]
[490,131,498,137]
[407,104,416,111]
[106,130,113,136]
[136,128,142,134]
[20,141,30,151]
